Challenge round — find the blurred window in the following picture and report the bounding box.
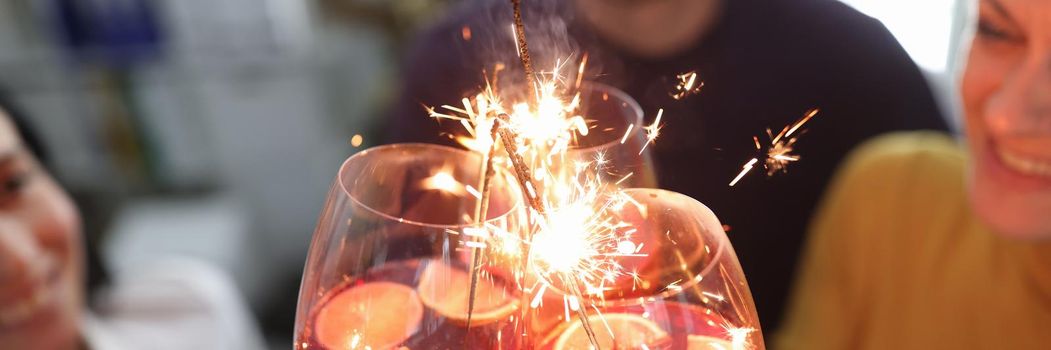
[841,0,959,73]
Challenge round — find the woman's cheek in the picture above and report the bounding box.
[962,47,997,127]
[35,180,83,349]
[30,180,81,261]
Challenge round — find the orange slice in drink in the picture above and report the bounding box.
[686,334,734,350]
[416,259,519,325]
[314,282,423,349]
[552,313,671,350]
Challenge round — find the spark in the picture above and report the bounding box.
[593,151,609,168]
[723,324,756,350]
[575,52,589,90]
[481,116,649,341]
[616,241,637,255]
[563,295,572,321]
[729,108,820,186]
[620,123,635,144]
[671,71,704,100]
[526,168,645,297]
[511,23,521,58]
[666,279,683,291]
[639,108,664,155]
[729,158,758,187]
[462,227,487,238]
[350,134,363,147]
[702,291,726,302]
[615,172,634,185]
[348,331,363,349]
[425,60,590,158]
[439,108,646,346]
[530,284,548,308]
[465,185,481,199]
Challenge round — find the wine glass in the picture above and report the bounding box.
[532,188,765,350]
[293,143,528,350]
[569,82,657,189]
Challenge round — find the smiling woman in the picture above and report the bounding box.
[0,103,265,350]
[962,0,1051,239]
[776,0,1051,349]
[0,109,83,350]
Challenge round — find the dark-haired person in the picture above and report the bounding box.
[778,0,1051,348]
[0,108,264,349]
[385,0,949,331]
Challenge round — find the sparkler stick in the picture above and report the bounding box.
[510,0,537,95]
[465,122,503,330]
[492,113,603,350]
[457,4,606,345]
[495,114,547,217]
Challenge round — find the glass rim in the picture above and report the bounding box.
[337,142,522,229]
[589,188,728,307]
[569,82,645,154]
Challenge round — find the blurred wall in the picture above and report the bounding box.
[0,0,431,347]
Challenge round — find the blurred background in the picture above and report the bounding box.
[0,0,966,348]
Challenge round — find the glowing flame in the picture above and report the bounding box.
[426,58,590,159]
[523,168,646,303]
[461,25,472,41]
[531,206,595,274]
[420,170,466,196]
[724,324,756,350]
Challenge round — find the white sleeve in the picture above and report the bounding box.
[84,258,266,350]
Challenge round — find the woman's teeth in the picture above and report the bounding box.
[0,286,54,327]
[998,148,1051,178]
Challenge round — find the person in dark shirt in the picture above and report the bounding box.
[384,0,948,333]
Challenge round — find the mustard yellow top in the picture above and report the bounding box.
[775,132,1051,350]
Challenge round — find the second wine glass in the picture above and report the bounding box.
[531,188,765,350]
[294,143,527,350]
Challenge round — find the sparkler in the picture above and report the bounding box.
[489,113,603,348]
[303,1,770,348]
[433,71,663,349]
[431,16,597,338]
[465,122,503,330]
[434,18,609,345]
[425,2,763,348]
[729,109,819,186]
